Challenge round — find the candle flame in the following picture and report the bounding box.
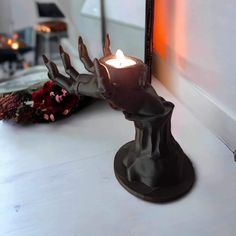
[105,49,136,68]
[116,49,125,60]
[7,39,13,45]
[11,42,19,50]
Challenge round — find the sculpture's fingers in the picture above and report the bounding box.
[42,55,59,76]
[42,55,73,92]
[42,54,50,69]
[93,58,101,77]
[93,59,104,93]
[103,34,112,57]
[94,59,111,95]
[59,45,79,80]
[47,72,73,92]
[78,36,95,73]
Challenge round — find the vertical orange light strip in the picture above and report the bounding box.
[153,0,169,59]
[174,0,187,71]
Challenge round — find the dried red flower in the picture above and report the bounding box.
[32,81,79,121]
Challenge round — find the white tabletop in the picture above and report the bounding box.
[0,80,235,236]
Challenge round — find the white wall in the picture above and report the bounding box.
[154,0,236,153]
[10,0,38,30]
[0,0,12,33]
[172,0,236,119]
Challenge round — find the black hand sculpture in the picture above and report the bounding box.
[43,35,195,202]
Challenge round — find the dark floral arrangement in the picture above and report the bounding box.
[0,81,91,124]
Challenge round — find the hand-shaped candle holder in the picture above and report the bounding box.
[43,35,195,202]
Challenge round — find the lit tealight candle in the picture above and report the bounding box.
[11,42,19,50]
[105,49,136,68]
[99,49,144,89]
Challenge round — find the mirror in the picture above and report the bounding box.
[100,0,146,60]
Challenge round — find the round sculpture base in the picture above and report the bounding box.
[114,141,196,203]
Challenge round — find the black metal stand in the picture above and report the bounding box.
[43,35,196,203]
[114,99,195,202]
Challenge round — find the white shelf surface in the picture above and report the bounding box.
[0,79,235,236]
